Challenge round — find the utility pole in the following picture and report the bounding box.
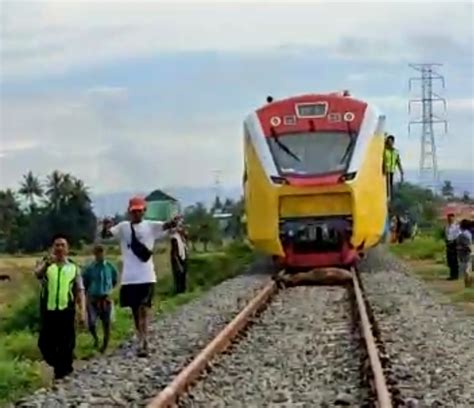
[408,63,448,192]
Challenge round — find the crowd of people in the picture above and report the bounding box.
[33,196,188,379]
[444,213,473,286]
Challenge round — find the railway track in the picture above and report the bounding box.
[147,269,395,408]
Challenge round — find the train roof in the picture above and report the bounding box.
[246,92,383,122]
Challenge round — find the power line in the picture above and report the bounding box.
[408,63,448,192]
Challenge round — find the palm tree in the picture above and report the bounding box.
[70,178,91,206]
[19,171,43,212]
[0,189,20,237]
[46,170,64,211]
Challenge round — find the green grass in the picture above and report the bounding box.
[0,241,254,406]
[390,235,444,261]
[391,235,474,316]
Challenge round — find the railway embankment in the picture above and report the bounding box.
[13,244,474,407]
[361,246,474,407]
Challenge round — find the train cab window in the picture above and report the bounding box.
[267,131,354,176]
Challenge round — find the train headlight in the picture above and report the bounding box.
[270,116,282,127]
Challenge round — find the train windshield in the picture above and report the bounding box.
[267,131,354,175]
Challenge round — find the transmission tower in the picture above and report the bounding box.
[408,63,448,191]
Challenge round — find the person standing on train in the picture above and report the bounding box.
[383,135,404,200]
[445,212,460,280]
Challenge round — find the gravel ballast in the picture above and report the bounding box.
[360,247,474,407]
[15,260,271,408]
[180,286,368,408]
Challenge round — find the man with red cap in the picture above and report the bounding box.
[100,196,178,357]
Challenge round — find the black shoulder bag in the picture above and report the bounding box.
[130,223,153,262]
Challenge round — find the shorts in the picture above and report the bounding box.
[119,283,155,309]
[87,297,112,329]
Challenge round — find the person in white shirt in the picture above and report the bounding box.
[100,196,177,357]
[444,213,460,280]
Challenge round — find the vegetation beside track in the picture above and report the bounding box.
[0,242,254,406]
[390,235,474,315]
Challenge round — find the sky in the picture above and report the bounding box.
[1,0,473,194]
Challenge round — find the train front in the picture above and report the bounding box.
[243,92,386,270]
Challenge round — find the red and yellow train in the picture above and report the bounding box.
[243,91,388,270]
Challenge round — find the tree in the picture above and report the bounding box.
[222,198,235,213]
[184,202,220,252]
[462,191,471,203]
[211,196,223,213]
[18,171,43,212]
[441,180,454,200]
[46,170,64,212]
[391,182,442,228]
[1,172,97,253]
[228,196,245,240]
[0,189,22,251]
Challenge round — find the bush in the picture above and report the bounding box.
[0,360,44,404]
[0,290,40,334]
[0,332,41,361]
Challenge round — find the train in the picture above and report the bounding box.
[243,91,388,270]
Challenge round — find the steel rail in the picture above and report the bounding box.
[147,280,278,408]
[352,269,393,408]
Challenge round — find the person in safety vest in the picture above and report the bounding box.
[82,244,118,353]
[99,196,179,357]
[34,234,86,380]
[383,135,404,200]
[170,217,188,294]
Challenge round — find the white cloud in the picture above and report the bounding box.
[1,1,472,193]
[1,1,472,79]
[1,87,472,194]
[0,91,244,193]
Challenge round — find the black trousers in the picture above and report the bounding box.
[386,173,394,200]
[38,309,76,378]
[446,242,459,279]
[171,257,187,294]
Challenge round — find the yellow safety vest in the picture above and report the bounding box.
[44,263,78,311]
[384,148,399,173]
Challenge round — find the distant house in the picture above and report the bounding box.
[439,202,474,220]
[144,190,180,221]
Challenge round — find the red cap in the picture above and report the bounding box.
[128,196,146,211]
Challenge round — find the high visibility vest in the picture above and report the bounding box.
[44,263,78,311]
[384,148,399,173]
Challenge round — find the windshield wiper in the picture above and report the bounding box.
[270,128,301,162]
[339,120,356,164]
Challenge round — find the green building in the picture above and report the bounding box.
[144,189,180,221]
